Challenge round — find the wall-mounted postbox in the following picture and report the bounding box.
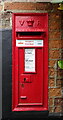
[12,13,48,112]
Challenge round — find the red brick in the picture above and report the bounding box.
[49,50,60,59]
[49,107,54,113]
[54,98,63,106]
[54,106,62,113]
[60,39,63,49]
[49,78,55,87]
[52,4,59,11]
[49,31,61,40]
[49,98,54,106]
[49,20,61,31]
[49,12,61,21]
[49,11,61,31]
[49,60,56,67]
[49,88,61,97]
[49,67,55,77]
[4,2,36,10]
[61,13,63,29]
[57,69,63,77]
[56,79,63,87]
[36,3,51,10]
[49,40,61,49]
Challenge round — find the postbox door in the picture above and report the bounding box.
[18,47,43,106]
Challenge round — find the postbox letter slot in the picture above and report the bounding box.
[16,32,43,38]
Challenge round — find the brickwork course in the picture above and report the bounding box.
[1,1,63,115]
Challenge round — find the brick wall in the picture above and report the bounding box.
[49,10,63,114]
[1,1,63,115]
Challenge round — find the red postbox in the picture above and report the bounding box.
[12,13,48,112]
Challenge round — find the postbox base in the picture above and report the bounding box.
[2,110,49,119]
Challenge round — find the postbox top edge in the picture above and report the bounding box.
[12,12,48,16]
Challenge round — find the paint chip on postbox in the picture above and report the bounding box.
[16,40,43,47]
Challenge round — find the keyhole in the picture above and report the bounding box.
[24,78,26,82]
